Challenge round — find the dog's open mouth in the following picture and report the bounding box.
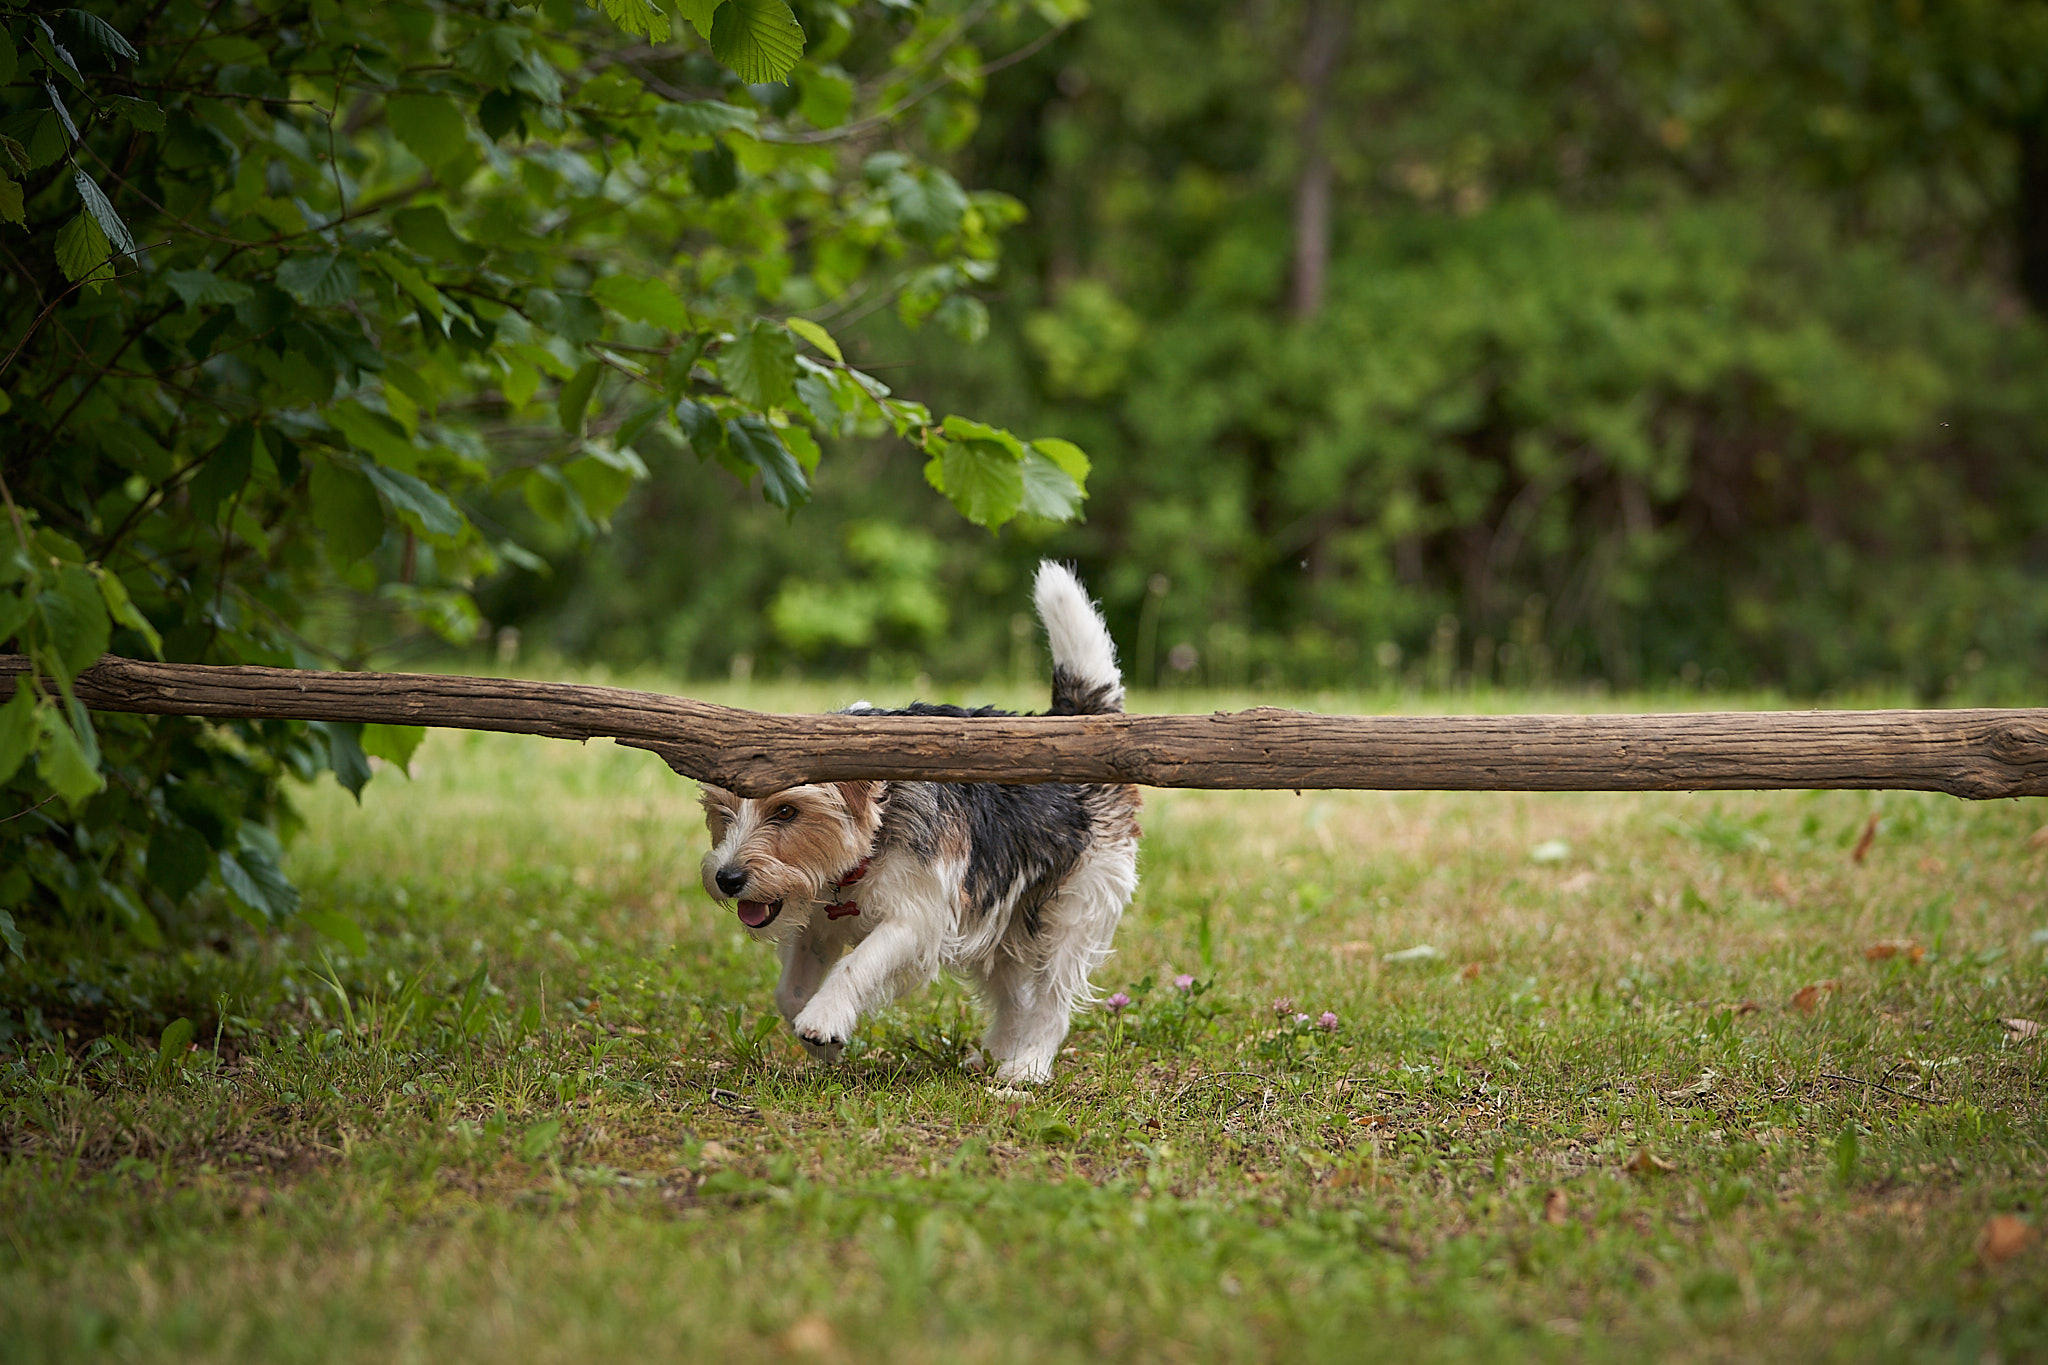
[736,899,783,929]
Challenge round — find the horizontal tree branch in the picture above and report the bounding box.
[4,656,2047,800]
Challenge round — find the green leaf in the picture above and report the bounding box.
[0,686,35,788]
[328,402,417,466]
[780,424,821,474]
[675,400,726,458]
[189,425,258,522]
[95,568,163,658]
[315,720,372,798]
[614,398,666,449]
[798,67,855,130]
[0,909,21,962]
[886,166,968,242]
[66,11,138,60]
[301,910,369,958]
[73,170,134,255]
[592,274,691,330]
[53,212,112,290]
[690,140,739,198]
[595,0,673,40]
[562,452,641,526]
[362,464,464,540]
[1018,448,1085,520]
[557,360,602,434]
[36,703,103,803]
[0,586,31,647]
[527,289,604,345]
[370,251,444,325]
[38,566,111,678]
[309,456,384,564]
[0,177,22,227]
[277,253,360,307]
[725,415,809,509]
[361,724,425,772]
[156,1017,195,1075]
[165,268,254,309]
[709,0,805,85]
[678,0,721,40]
[45,79,79,136]
[928,439,1024,528]
[941,414,1024,458]
[145,823,211,901]
[1029,437,1092,485]
[111,95,163,131]
[655,101,758,136]
[718,320,797,408]
[391,206,485,266]
[386,93,470,168]
[217,842,299,923]
[785,316,842,362]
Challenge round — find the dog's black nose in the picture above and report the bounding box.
[714,865,748,896]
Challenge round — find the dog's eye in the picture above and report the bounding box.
[771,804,799,823]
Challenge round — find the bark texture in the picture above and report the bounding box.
[6,655,2048,800]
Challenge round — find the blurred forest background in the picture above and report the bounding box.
[501,0,2048,703]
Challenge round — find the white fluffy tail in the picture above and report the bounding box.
[1034,561,1124,715]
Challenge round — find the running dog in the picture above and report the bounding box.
[698,562,1140,1086]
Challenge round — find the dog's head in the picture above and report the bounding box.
[698,781,884,941]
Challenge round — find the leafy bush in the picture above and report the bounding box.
[0,0,1090,948]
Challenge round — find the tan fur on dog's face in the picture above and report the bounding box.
[699,781,883,938]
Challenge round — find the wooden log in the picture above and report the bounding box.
[4,654,2046,800]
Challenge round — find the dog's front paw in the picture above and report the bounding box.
[798,1034,844,1063]
[791,1000,855,1063]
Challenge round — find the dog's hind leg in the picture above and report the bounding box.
[989,838,1138,1087]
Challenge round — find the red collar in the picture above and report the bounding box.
[823,857,870,919]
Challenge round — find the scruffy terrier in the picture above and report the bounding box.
[698,562,1141,1086]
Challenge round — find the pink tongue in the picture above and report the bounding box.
[737,900,775,928]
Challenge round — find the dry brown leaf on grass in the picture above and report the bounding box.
[1543,1189,1571,1226]
[1460,962,1483,981]
[1791,980,1841,1014]
[1978,1215,2035,1265]
[1626,1149,1676,1175]
[2002,1018,2043,1044]
[1852,814,1879,863]
[1863,938,1925,963]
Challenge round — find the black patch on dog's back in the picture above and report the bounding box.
[930,782,1094,932]
[850,700,1106,934]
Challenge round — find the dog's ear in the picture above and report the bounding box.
[698,785,738,819]
[834,780,883,827]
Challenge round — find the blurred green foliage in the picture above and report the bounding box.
[525,0,2048,700]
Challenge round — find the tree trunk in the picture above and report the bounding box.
[1289,0,1352,321]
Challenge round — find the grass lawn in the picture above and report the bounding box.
[2,680,2046,1362]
